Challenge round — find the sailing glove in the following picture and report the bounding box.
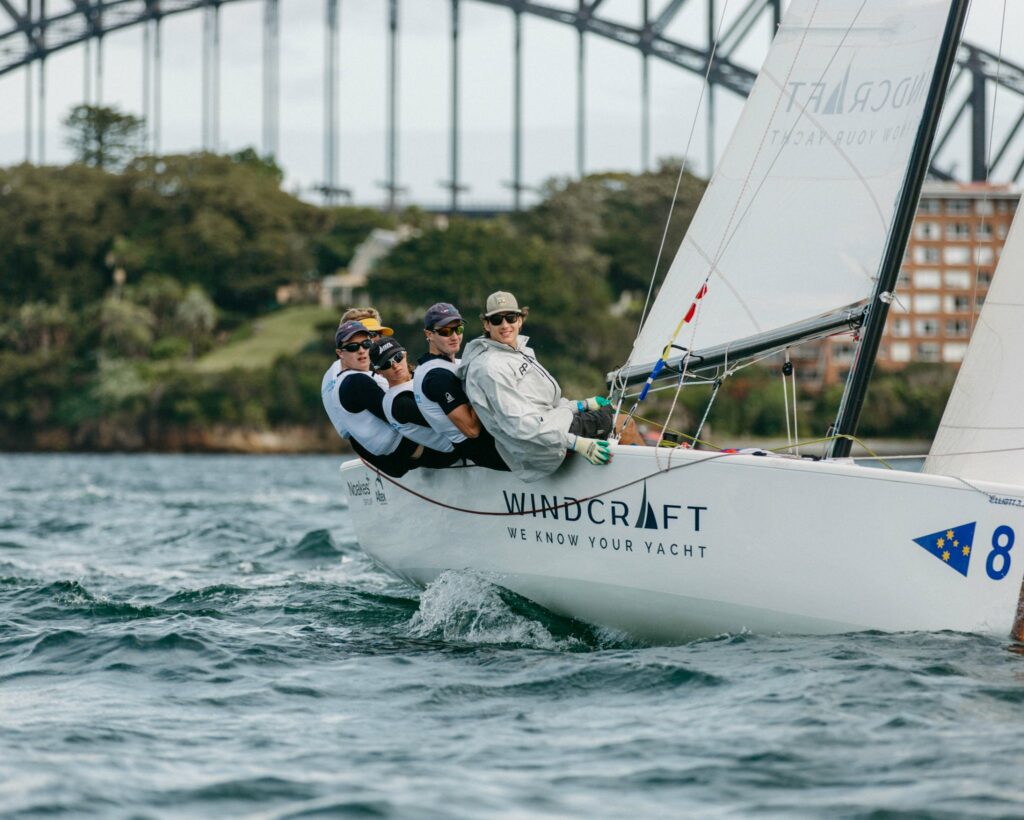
[569,435,612,465]
[577,396,611,412]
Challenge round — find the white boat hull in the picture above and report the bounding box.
[340,446,1024,642]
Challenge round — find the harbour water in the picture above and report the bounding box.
[2,454,1024,817]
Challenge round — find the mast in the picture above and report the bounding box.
[828,0,971,458]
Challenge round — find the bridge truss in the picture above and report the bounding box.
[2,0,1023,210]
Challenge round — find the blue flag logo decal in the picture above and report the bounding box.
[913,522,976,577]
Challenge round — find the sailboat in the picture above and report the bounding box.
[340,0,1024,643]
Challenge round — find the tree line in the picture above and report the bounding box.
[0,105,958,450]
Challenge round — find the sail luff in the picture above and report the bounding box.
[619,0,962,394]
[828,0,972,459]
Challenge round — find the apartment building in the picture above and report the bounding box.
[799,181,1020,387]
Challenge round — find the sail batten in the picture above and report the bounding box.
[621,0,956,386]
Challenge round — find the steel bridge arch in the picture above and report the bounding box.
[3,0,1023,208]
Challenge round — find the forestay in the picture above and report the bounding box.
[625,0,953,375]
[924,206,1024,485]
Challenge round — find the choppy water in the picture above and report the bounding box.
[3,454,1024,818]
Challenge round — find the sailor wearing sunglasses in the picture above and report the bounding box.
[321,320,423,477]
[371,338,459,468]
[414,303,509,471]
[460,291,613,482]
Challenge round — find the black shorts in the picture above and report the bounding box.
[454,428,510,471]
[567,404,614,439]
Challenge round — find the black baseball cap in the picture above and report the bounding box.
[369,338,406,370]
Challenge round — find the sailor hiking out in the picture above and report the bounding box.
[415,302,509,471]
[460,291,614,482]
[371,336,460,466]
[321,320,443,477]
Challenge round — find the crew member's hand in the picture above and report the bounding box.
[577,396,611,412]
[571,436,612,465]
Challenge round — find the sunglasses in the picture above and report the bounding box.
[487,312,521,325]
[376,351,406,370]
[432,323,465,337]
[340,339,373,352]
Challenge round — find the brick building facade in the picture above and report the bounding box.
[799,182,1020,387]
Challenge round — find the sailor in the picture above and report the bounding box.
[460,291,614,482]
[370,337,458,468]
[320,320,423,478]
[414,302,509,471]
[338,306,393,340]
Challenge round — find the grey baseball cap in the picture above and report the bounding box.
[483,291,521,317]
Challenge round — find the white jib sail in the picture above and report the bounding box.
[924,206,1024,485]
[626,0,953,373]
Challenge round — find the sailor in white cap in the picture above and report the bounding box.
[459,291,613,482]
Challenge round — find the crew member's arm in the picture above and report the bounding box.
[422,369,481,438]
[391,391,429,427]
[338,373,387,421]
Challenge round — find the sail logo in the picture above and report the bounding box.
[913,522,975,577]
[785,65,929,117]
[500,483,705,532]
[634,482,659,529]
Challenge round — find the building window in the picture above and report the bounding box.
[943,295,972,313]
[891,318,911,337]
[891,342,912,362]
[914,294,941,313]
[944,246,970,265]
[976,199,995,216]
[919,199,941,214]
[897,268,911,287]
[915,246,942,264]
[946,222,971,240]
[976,293,986,308]
[975,247,994,265]
[944,270,971,289]
[977,222,993,240]
[946,319,970,336]
[943,343,968,363]
[915,318,939,337]
[997,224,1009,240]
[916,221,941,240]
[917,342,941,362]
[913,269,941,289]
[977,270,993,286]
[946,199,971,215]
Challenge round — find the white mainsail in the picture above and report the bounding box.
[627,0,953,373]
[924,206,1024,484]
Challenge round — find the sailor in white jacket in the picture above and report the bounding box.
[459,291,613,483]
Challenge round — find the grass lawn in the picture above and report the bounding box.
[193,305,337,373]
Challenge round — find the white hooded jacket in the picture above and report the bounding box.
[459,334,574,482]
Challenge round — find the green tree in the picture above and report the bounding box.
[64,104,146,170]
[369,218,626,388]
[176,285,218,358]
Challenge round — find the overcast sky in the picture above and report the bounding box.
[0,0,1020,208]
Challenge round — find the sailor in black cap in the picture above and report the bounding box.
[414,302,509,471]
[371,338,458,469]
[320,320,425,477]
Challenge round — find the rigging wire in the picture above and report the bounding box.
[622,0,870,429]
[631,0,731,342]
